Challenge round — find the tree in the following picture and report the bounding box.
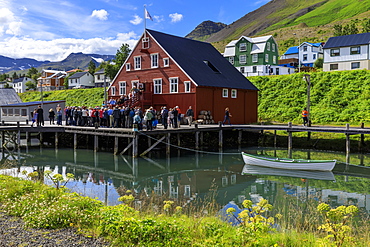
[333,24,343,36]
[27,67,38,78]
[362,18,370,33]
[88,60,96,75]
[314,58,323,69]
[25,81,36,90]
[12,72,18,79]
[343,21,358,35]
[104,43,131,80]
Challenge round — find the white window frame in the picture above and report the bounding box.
[267,42,270,51]
[272,43,275,52]
[303,46,307,52]
[303,54,307,61]
[231,89,237,98]
[265,54,269,63]
[184,81,191,93]
[151,53,159,68]
[111,86,116,96]
[239,43,247,52]
[229,57,234,64]
[273,55,276,64]
[153,79,162,94]
[252,54,258,63]
[170,77,178,93]
[239,55,246,64]
[119,81,126,95]
[163,58,169,67]
[126,63,130,71]
[134,56,141,70]
[330,49,340,57]
[222,88,228,98]
[350,46,360,55]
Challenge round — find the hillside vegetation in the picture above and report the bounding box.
[19,70,370,126]
[249,70,370,125]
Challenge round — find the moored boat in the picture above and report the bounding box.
[241,152,336,171]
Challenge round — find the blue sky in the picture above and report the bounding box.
[0,0,269,62]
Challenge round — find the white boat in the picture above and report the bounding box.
[242,164,335,181]
[241,152,336,171]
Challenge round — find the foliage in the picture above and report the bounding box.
[26,67,38,78]
[248,70,370,125]
[317,203,359,246]
[88,60,96,75]
[313,58,323,68]
[19,87,104,107]
[44,170,75,189]
[103,43,131,80]
[25,81,36,90]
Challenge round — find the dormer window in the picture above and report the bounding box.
[142,37,150,49]
[203,60,220,73]
[239,43,247,52]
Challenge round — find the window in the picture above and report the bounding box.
[330,49,340,56]
[313,54,316,60]
[184,185,191,197]
[276,68,280,75]
[350,46,360,55]
[239,43,247,52]
[170,77,178,93]
[231,89,237,98]
[21,109,27,116]
[126,63,130,71]
[240,67,245,73]
[134,56,141,70]
[303,46,307,52]
[330,64,338,70]
[184,81,191,93]
[163,58,169,67]
[119,81,126,95]
[14,109,20,116]
[239,55,246,64]
[222,89,228,98]
[252,66,257,73]
[303,54,308,61]
[351,62,360,69]
[273,55,276,64]
[153,79,162,94]
[8,109,13,116]
[229,57,234,64]
[2,108,7,116]
[267,42,270,51]
[151,53,158,68]
[272,43,275,52]
[111,86,116,96]
[252,54,258,63]
[265,54,269,63]
[142,37,149,49]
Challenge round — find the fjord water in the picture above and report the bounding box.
[2,147,369,216]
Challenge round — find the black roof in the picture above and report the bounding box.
[323,32,370,49]
[146,29,258,91]
[69,72,88,79]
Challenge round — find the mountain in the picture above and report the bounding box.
[0,55,50,73]
[0,53,115,74]
[185,0,370,53]
[38,53,115,71]
[185,20,227,41]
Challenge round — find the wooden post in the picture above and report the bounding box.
[218,121,223,150]
[195,124,199,150]
[39,132,43,147]
[114,136,118,155]
[288,122,292,158]
[94,135,98,152]
[133,134,139,158]
[74,133,77,150]
[200,131,204,146]
[54,132,58,148]
[166,133,171,155]
[177,133,181,156]
[238,130,242,146]
[359,123,364,151]
[274,130,277,148]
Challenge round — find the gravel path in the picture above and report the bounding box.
[0,212,110,247]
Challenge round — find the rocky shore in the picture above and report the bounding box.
[0,212,110,247]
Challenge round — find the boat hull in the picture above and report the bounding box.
[242,152,336,171]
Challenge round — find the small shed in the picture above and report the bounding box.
[0,101,66,123]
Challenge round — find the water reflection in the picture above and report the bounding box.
[0,147,369,216]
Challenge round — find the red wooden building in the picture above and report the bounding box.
[108,29,258,124]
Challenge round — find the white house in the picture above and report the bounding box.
[323,32,370,72]
[94,69,111,87]
[68,71,95,89]
[13,77,33,93]
[299,42,324,67]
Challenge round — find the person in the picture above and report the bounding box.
[48,108,55,125]
[172,107,178,128]
[36,105,44,126]
[175,106,181,127]
[144,109,153,131]
[112,106,121,128]
[161,106,169,129]
[185,106,194,126]
[133,112,142,130]
[31,108,38,127]
[222,107,231,126]
[56,105,63,126]
[302,108,309,127]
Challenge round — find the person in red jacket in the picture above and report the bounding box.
[302,108,308,127]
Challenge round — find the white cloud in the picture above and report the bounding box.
[169,13,183,23]
[0,7,23,36]
[130,15,142,25]
[91,9,109,21]
[0,32,139,62]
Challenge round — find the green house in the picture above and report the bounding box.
[224,35,293,76]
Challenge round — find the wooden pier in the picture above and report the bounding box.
[1,122,370,158]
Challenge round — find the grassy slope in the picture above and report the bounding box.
[19,88,104,107]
